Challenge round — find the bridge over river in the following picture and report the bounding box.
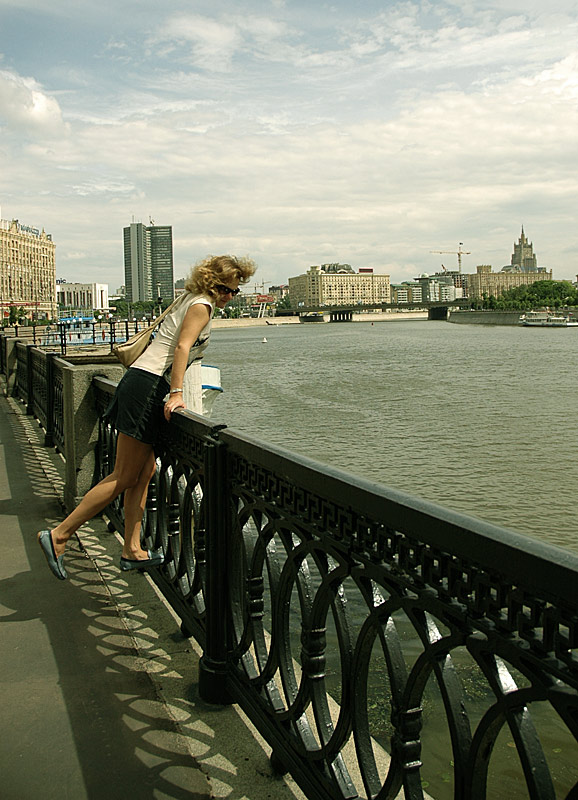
[292,298,470,322]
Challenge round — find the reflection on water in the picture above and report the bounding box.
[210,319,578,551]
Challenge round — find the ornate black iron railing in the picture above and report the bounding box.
[15,341,29,405]
[30,347,49,428]
[15,345,65,449]
[0,334,6,374]
[51,357,65,453]
[92,376,578,800]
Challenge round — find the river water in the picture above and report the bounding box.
[207,318,578,797]
[209,318,578,552]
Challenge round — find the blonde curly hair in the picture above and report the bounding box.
[185,254,257,299]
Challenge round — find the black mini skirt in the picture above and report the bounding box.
[105,367,170,445]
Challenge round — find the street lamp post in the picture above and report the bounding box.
[156,283,162,317]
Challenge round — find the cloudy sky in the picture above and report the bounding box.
[1,0,577,291]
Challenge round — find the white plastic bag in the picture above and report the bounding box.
[182,362,223,418]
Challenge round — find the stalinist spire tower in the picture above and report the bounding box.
[511,226,538,272]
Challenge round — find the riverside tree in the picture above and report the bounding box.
[474,280,578,310]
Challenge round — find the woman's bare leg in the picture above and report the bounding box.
[46,434,154,557]
[121,450,157,560]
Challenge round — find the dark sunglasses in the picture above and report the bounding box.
[215,284,240,296]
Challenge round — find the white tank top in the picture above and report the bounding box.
[131,293,215,377]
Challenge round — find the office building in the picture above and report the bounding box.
[413,273,464,303]
[463,229,551,298]
[268,284,290,300]
[56,282,109,313]
[467,265,552,299]
[432,269,468,295]
[289,264,390,307]
[506,227,538,272]
[123,222,174,303]
[390,283,423,304]
[148,224,174,303]
[0,216,56,320]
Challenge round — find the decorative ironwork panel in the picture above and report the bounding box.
[51,360,65,453]
[15,342,28,403]
[221,431,578,800]
[30,347,48,428]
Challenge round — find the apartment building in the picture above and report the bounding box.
[289,264,390,307]
[0,217,56,320]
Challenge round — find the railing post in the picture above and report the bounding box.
[198,431,233,705]
[44,352,55,447]
[59,322,67,356]
[26,344,34,415]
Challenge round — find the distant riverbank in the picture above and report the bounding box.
[212,310,428,329]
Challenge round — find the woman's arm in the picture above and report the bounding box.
[163,302,211,419]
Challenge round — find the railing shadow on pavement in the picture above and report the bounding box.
[0,404,210,799]
[1,401,306,800]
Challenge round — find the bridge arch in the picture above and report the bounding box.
[329,309,353,323]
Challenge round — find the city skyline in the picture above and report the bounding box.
[1,1,577,288]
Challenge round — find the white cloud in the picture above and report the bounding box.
[0,70,68,137]
[70,179,137,197]
[1,2,577,287]
[154,14,242,71]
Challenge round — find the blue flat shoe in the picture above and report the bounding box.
[38,530,67,580]
[119,550,164,571]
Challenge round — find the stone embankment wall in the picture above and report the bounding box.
[448,310,521,326]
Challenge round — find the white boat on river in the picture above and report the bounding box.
[519,311,578,327]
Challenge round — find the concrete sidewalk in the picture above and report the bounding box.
[0,392,305,800]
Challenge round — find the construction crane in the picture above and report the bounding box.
[430,243,471,273]
[252,280,270,295]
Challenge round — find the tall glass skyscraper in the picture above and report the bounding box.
[123,222,174,303]
[148,225,174,304]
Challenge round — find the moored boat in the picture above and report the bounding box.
[519,311,578,327]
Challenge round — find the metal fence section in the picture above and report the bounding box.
[15,342,30,406]
[1,320,151,357]
[30,347,49,429]
[90,376,578,800]
[220,429,578,800]
[51,357,66,453]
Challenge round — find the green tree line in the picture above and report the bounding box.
[106,299,170,319]
[471,280,578,310]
